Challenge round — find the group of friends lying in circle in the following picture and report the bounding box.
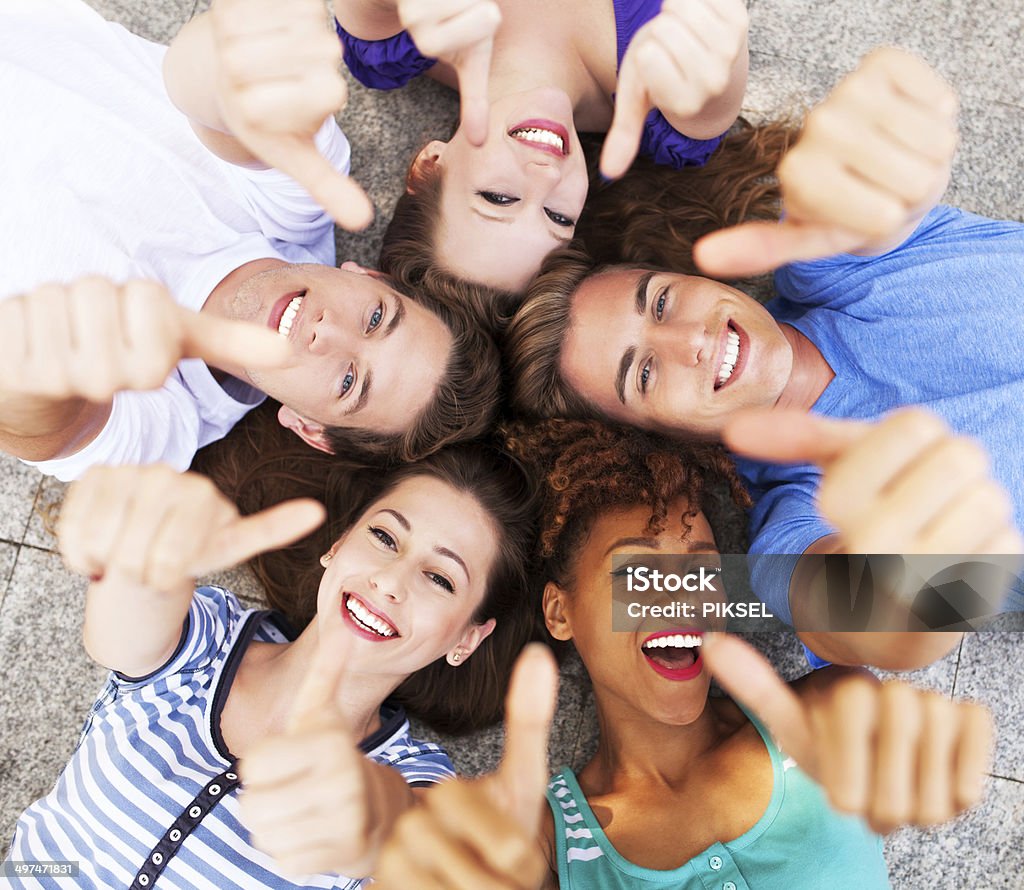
[2,0,1021,887]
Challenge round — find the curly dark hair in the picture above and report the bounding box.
[502,418,750,591]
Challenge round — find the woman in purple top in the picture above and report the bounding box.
[334,0,748,305]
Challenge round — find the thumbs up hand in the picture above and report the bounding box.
[724,407,1024,557]
[695,48,957,277]
[398,0,500,146]
[702,633,994,834]
[239,629,401,878]
[375,644,560,890]
[601,0,748,179]
[207,0,374,230]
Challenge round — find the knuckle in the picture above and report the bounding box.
[917,800,952,826]
[833,673,879,714]
[887,407,948,445]
[803,104,843,141]
[862,46,910,74]
[489,833,530,872]
[940,435,990,478]
[827,784,863,817]
[977,480,1012,518]
[866,809,901,836]
[879,680,920,719]
[703,66,730,96]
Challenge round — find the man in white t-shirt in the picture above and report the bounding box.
[0,0,498,480]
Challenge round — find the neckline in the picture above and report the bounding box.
[208,608,409,762]
[557,699,785,878]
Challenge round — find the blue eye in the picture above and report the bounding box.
[655,289,667,320]
[640,360,652,393]
[368,304,383,332]
[545,208,576,228]
[478,190,518,206]
[369,526,396,549]
[340,367,354,397]
[427,572,454,593]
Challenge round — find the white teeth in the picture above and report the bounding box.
[277,295,304,337]
[345,596,396,638]
[509,127,565,153]
[643,634,703,650]
[717,329,740,386]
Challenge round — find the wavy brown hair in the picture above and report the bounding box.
[380,152,521,337]
[194,422,541,735]
[323,277,503,460]
[505,120,797,422]
[503,418,750,594]
[577,119,796,271]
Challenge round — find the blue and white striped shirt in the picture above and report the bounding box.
[7,587,455,889]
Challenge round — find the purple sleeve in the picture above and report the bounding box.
[612,0,725,168]
[335,18,437,90]
[639,109,725,168]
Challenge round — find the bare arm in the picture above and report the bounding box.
[724,409,1022,671]
[601,0,749,178]
[0,278,286,466]
[59,465,324,678]
[163,11,260,166]
[333,0,403,39]
[163,0,374,229]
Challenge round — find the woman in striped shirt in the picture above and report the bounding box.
[7,444,536,889]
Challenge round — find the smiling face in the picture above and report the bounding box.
[560,269,794,437]
[314,475,500,679]
[431,88,590,293]
[229,262,452,439]
[545,498,723,726]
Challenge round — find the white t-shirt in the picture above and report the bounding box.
[1,0,351,480]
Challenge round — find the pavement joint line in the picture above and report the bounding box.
[16,541,61,556]
[950,636,964,700]
[988,773,1024,785]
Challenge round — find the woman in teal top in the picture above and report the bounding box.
[547,716,885,890]
[374,418,993,890]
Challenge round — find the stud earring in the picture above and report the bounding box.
[319,552,332,568]
[451,651,462,663]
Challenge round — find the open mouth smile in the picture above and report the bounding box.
[342,592,400,642]
[641,629,704,680]
[508,119,570,158]
[714,322,746,391]
[270,290,306,339]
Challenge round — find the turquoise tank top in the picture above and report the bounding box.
[546,703,890,889]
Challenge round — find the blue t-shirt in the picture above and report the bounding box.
[335,0,722,168]
[737,205,1024,630]
[8,587,455,889]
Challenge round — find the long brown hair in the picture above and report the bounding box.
[504,120,797,422]
[194,424,541,734]
[577,119,796,271]
[380,152,521,337]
